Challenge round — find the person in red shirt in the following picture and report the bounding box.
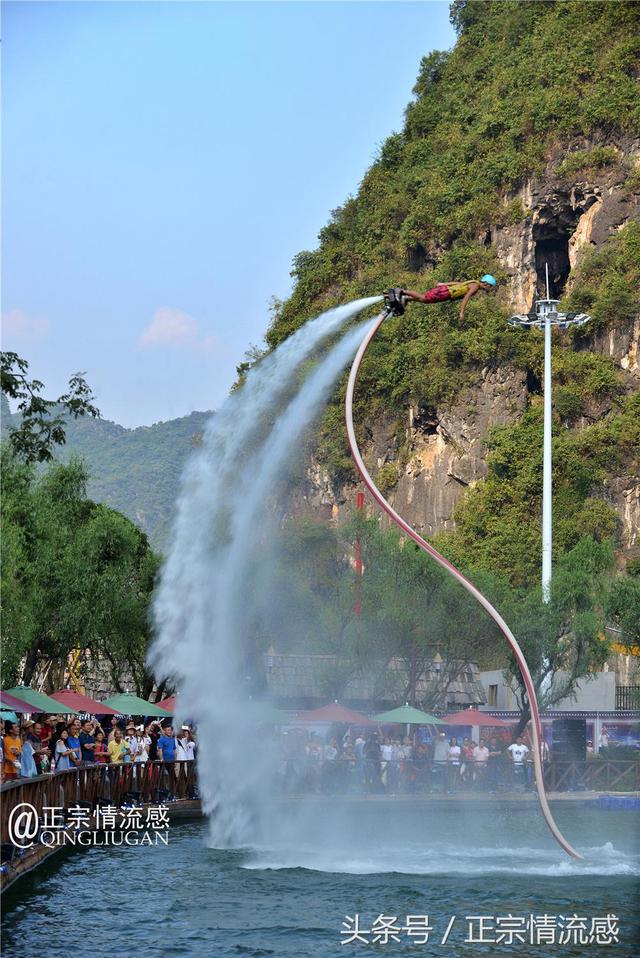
[94,729,109,764]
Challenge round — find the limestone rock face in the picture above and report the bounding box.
[391,366,528,538]
[493,137,640,312]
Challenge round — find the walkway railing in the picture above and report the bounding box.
[2,759,638,845]
[277,758,640,795]
[0,761,198,845]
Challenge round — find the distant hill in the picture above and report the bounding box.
[1,393,212,551]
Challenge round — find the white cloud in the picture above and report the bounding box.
[138,307,216,353]
[1,309,50,343]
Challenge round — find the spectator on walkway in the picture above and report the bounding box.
[431,732,449,792]
[131,726,151,762]
[107,716,121,743]
[487,736,504,791]
[20,722,38,778]
[124,722,137,757]
[322,738,339,793]
[461,737,474,784]
[446,737,461,793]
[158,725,177,762]
[37,717,54,750]
[144,722,159,760]
[54,729,75,770]
[94,729,109,763]
[508,735,529,790]
[27,721,51,773]
[176,726,195,761]
[473,739,490,788]
[66,719,82,765]
[107,728,131,764]
[79,719,97,764]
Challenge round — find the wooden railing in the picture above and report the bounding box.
[0,761,198,845]
[2,759,638,846]
[543,760,640,792]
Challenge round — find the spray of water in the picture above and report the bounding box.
[149,297,382,845]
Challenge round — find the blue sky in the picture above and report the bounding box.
[2,1,455,427]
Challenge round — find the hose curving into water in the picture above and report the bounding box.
[345,309,582,860]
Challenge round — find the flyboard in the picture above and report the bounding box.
[344,289,582,860]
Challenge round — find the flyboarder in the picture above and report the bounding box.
[385,275,497,320]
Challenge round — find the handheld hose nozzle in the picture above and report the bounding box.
[383,288,408,316]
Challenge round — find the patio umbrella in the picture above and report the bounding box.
[156,695,176,713]
[374,705,445,726]
[6,685,79,714]
[443,708,509,727]
[0,690,37,713]
[101,692,171,717]
[295,703,377,726]
[50,689,119,716]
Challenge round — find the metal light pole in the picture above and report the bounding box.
[507,264,590,601]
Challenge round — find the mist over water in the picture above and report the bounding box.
[149,297,381,846]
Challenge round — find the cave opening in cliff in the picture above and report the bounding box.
[534,231,571,299]
[407,243,427,272]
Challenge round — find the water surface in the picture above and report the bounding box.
[3,802,638,957]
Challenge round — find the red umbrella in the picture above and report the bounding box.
[156,695,176,714]
[0,690,36,713]
[443,708,510,727]
[295,703,377,726]
[50,689,119,715]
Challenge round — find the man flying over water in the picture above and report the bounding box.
[386,274,497,321]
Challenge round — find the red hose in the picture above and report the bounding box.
[345,309,582,859]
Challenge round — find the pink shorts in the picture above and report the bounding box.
[422,284,451,304]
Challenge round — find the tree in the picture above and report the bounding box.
[1,453,159,694]
[1,351,99,463]
[504,537,614,737]
[259,513,502,707]
[606,574,640,651]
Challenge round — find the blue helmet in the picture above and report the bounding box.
[481,274,497,287]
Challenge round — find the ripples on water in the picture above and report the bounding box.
[2,803,639,958]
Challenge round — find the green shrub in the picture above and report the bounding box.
[556,146,618,178]
[376,463,401,495]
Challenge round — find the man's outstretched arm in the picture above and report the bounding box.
[458,282,480,320]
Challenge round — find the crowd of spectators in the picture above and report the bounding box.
[1,715,197,782]
[278,729,544,795]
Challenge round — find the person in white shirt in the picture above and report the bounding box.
[508,736,529,765]
[446,737,461,793]
[131,726,151,763]
[508,736,529,790]
[176,727,195,761]
[472,740,490,788]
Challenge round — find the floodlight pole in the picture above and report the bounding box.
[506,263,591,604]
[542,264,553,602]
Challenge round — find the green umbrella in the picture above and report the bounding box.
[6,685,79,714]
[102,692,171,717]
[373,705,445,726]
[1,710,18,723]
